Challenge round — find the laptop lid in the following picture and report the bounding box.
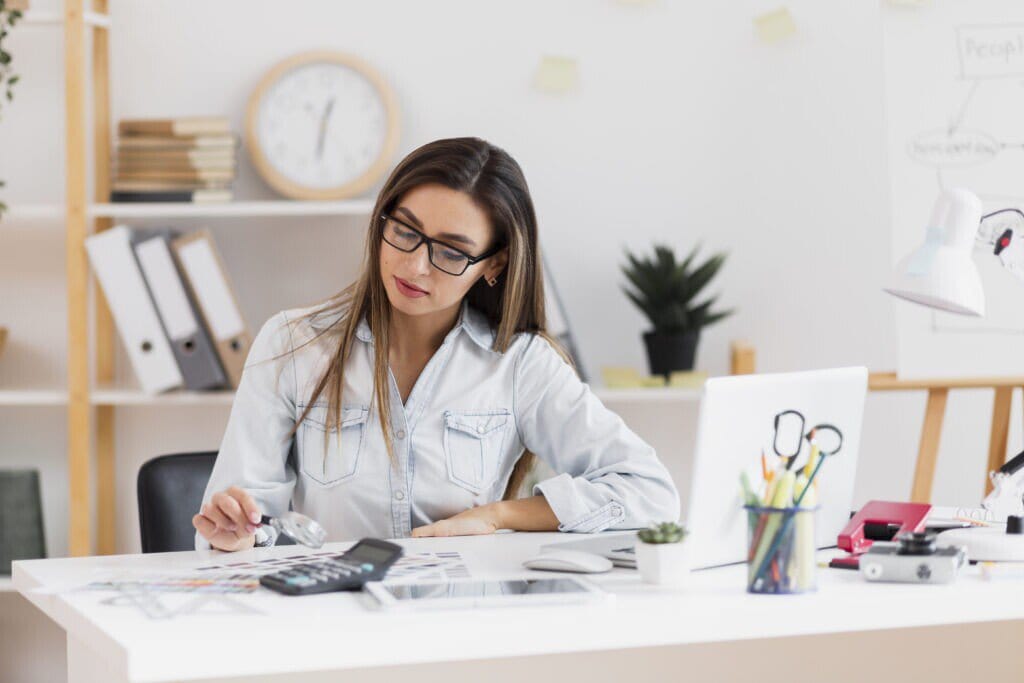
[683,366,868,568]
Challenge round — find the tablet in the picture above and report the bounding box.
[364,577,610,610]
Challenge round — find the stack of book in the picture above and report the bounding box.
[112,117,237,203]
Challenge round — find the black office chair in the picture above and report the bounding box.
[137,451,218,553]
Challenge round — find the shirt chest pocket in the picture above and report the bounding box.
[443,409,510,495]
[297,404,369,487]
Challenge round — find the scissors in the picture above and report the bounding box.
[772,409,843,472]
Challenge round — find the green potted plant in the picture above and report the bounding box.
[621,244,732,376]
[636,522,690,586]
[0,0,24,218]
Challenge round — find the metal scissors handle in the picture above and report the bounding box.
[806,423,843,456]
[772,409,805,467]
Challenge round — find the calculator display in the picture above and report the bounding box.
[349,542,398,563]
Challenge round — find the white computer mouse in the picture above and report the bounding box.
[521,549,613,574]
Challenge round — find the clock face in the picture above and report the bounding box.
[254,60,390,192]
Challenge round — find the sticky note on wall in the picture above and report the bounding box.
[754,7,797,43]
[533,56,579,93]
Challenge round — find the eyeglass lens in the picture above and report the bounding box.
[382,216,471,275]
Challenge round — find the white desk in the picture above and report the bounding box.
[13,532,1024,683]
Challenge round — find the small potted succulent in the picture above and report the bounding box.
[621,244,732,377]
[635,522,690,586]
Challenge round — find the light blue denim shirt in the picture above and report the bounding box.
[195,299,680,549]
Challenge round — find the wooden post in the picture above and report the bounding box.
[92,0,116,555]
[911,388,947,504]
[65,0,91,557]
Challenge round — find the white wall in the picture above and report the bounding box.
[1,0,1018,563]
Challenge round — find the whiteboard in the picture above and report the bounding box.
[885,2,1024,378]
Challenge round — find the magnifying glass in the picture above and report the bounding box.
[259,512,327,549]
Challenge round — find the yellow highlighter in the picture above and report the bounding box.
[794,474,817,590]
[751,470,795,575]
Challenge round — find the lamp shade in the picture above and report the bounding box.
[884,187,985,317]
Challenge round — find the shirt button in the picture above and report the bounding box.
[394,491,405,501]
[610,504,623,516]
[396,429,406,440]
[477,425,485,434]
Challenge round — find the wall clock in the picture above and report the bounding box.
[246,50,400,200]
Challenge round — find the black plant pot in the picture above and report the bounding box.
[643,330,699,377]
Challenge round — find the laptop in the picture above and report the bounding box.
[543,367,869,569]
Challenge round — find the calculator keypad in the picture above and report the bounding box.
[258,540,403,596]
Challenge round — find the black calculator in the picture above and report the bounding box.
[259,538,404,596]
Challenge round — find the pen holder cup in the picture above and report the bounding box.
[744,505,818,595]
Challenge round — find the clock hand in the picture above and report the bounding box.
[316,97,336,161]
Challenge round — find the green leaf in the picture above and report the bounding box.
[678,253,726,304]
[621,287,658,327]
[621,243,731,334]
[700,309,733,328]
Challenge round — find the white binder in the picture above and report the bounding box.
[134,232,228,391]
[85,226,184,394]
[171,230,252,388]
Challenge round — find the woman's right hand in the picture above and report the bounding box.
[192,486,262,552]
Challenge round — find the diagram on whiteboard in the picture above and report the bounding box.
[885,6,1024,378]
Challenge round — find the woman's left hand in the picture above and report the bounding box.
[411,504,501,537]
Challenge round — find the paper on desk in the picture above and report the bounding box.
[29,568,258,595]
[927,505,1000,525]
[754,7,797,43]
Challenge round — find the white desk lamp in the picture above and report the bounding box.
[885,187,1024,559]
[884,187,1024,317]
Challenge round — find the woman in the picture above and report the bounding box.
[194,137,679,552]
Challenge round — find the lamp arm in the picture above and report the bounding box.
[981,208,1024,223]
[978,208,1024,247]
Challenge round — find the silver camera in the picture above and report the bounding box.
[859,532,966,584]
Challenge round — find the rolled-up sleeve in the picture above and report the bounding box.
[513,334,681,533]
[194,312,298,550]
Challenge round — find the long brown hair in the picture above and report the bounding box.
[286,137,574,500]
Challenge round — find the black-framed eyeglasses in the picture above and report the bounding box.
[379,213,504,276]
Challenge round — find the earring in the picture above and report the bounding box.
[487,275,498,287]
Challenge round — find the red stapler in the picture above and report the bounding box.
[829,500,932,569]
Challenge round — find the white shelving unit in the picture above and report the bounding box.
[90,387,236,406]
[22,9,109,28]
[594,387,701,403]
[6,199,376,221]
[0,388,69,407]
[2,204,63,221]
[89,198,376,219]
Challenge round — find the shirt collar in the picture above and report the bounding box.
[355,299,497,352]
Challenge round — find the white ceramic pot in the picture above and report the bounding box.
[636,541,691,586]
